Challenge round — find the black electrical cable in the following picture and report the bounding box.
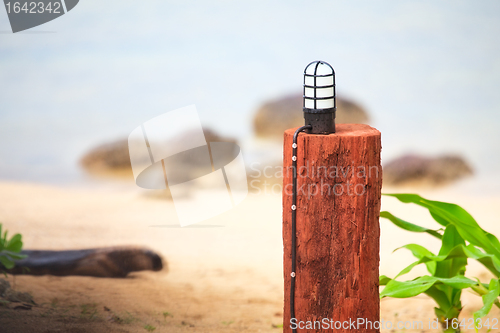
[290,124,311,333]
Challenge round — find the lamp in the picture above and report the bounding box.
[303,60,336,134]
[289,60,335,332]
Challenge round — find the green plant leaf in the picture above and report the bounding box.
[380,275,392,286]
[435,225,467,279]
[381,276,436,298]
[425,285,451,311]
[439,225,465,255]
[473,278,500,324]
[380,211,442,239]
[0,255,14,269]
[393,259,422,279]
[384,194,500,259]
[0,224,26,272]
[464,245,500,277]
[1,251,27,260]
[1,229,8,251]
[392,243,500,280]
[5,234,23,253]
[395,244,437,275]
[381,275,477,299]
[380,194,500,325]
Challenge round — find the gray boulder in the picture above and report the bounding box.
[0,278,35,307]
[383,154,473,187]
[80,128,236,174]
[0,278,10,297]
[253,93,369,139]
[80,138,131,171]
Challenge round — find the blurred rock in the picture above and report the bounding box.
[4,289,33,304]
[80,128,237,175]
[0,278,10,296]
[0,278,34,307]
[81,139,130,171]
[383,154,473,187]
[253,93,369,139]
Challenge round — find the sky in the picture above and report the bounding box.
[0,0,499,185]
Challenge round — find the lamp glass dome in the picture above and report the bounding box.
[303,61,335,110]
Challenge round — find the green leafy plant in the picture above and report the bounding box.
[380,194,500,333]
[0,223,27,273]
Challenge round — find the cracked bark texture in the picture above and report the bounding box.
[283,124,382,332]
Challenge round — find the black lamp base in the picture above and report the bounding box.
[304,111,336,134]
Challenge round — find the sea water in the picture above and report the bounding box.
[0,0,499,193]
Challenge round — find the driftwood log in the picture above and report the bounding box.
[3,247,164,278]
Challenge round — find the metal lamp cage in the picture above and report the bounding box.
[303,60,336,134]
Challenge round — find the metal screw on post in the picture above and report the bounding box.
[303,60,336,134]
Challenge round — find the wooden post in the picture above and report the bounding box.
[283,123,382,333]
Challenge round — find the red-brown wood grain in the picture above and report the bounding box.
[283,124,382,333]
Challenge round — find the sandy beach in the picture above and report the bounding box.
[0,180,499,332]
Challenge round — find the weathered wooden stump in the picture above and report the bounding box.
[283,124,382,332]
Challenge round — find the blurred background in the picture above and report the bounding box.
[2,2,500,332]
[0,0,499,193]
